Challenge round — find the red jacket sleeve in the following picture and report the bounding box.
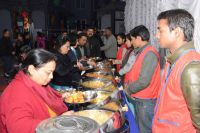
[6,104,43,133]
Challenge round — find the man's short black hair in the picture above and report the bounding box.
[130,25,150,41]
[87,26,94,30]
[77,33,87,39]
[157,9,194,42]
[2,29,9,34]
[20,45,31,54]
[105,27,112,33]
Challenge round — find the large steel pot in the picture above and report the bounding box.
[36,115,99,133]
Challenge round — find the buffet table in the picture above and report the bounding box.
[36,59,138,133]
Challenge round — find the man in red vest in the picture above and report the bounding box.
[153,9,200,133]
[124,25,161,133]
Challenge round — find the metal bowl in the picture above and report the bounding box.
[100,100,121,112]
[90,57,103,62]
[96,61,112,69]
[81,78,109,89]
[101,119,130,133]
[74,109,114,126]
[87,90,120,109]
[74,109,125,132]
[84,72,114,81]
[81,78,116,92]
[64,91,97,105]
[84,91,98,100]
[89,91,112,106]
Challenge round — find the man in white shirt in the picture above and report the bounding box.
[101,27,118,58]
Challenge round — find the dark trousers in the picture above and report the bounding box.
[0,56,14,74]
[129,97,156,133]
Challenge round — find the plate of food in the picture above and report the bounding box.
[64,91,97,105]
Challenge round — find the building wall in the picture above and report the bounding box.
[0,0,47,38]
[0,9,12,37]
[101,14,111,29]
[65,0,95,28]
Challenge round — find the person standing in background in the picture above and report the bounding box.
[75,33,88,60]
[24,32,33,48]
[51,36,82,90]
[13,33,24,58]
[153,9,200,133]
[36,32,46,49]
[118,33,135,78]
[0,29,14,77]
[86,27,101,57]
[113,33,127,72]
[67,33,79,63]
[100,27,117,59]
[123,25,161,133]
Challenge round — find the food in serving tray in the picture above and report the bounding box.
[74,110,114,125]
[65,91,85,103]
[91,92,110,104]
[86,73,105,78]
[85,72,114,80]
[103,84,116,91]
[102,101,120,111]
[82,81,105,89]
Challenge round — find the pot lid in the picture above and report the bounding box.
[36,115,99,133]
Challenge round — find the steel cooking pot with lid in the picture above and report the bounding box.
[35,115,99,133]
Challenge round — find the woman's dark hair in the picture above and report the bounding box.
[130,25,150,41]
[157,9,194,42]
[126,33,131,41]
[20,45,32,54]
[117,33,126,42]
[54,35,70,50]
[17,33,23,38]
[68,33,78,47]
[87,26,94,30]
[22,49,57,74]
[37,32,44,37]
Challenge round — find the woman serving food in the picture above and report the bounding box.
[0,49,73,133]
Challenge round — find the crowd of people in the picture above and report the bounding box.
[0,9,199,133]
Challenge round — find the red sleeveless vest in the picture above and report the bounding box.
[124,45,160,99]
[153,49,200,133]
[116,44,127,72]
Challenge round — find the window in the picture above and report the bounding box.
[76,0,81,8]
[81,20,86,29]
[76,0,85,9]
[76,20,81,30]
[75,20,86,30]
[72,0,75,8]
[81,0,85,8]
